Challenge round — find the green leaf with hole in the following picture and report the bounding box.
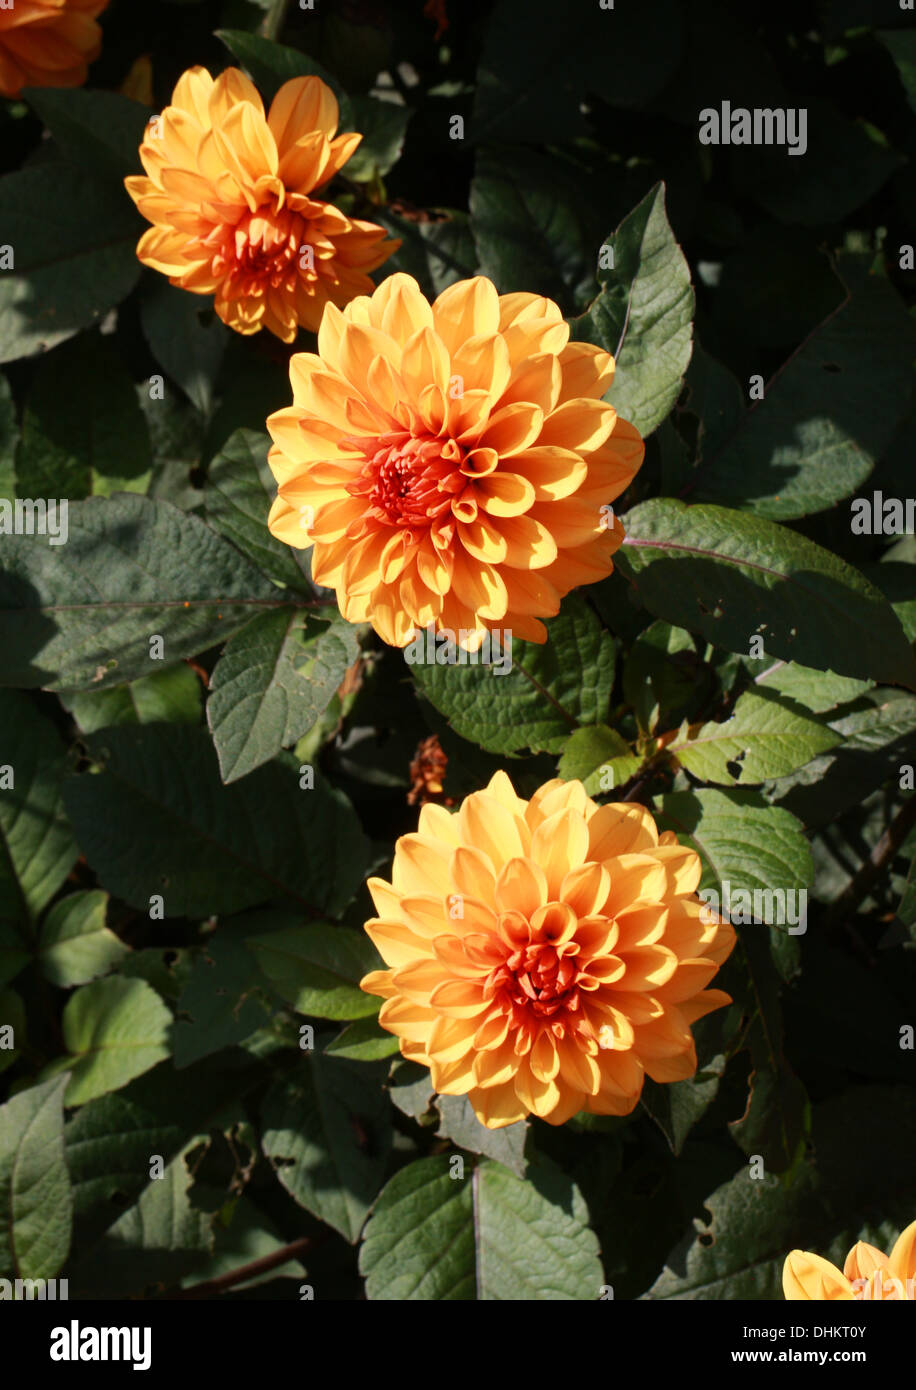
[669,689,840,786]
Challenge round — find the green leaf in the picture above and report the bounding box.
[710,226,847,357]
[556,725,643,795]
[866,551,916,644]
[658,795,811,1173]
[773,689,916,829]
[172,931,271,1068]
[616,499,916,687]
[640,1061,725,1156]
[879,29,916,113]
[38,890,129,988]
[24,87,152,180]
[569,182,694,437]
[205,428,313,593]
[179,1195,307,1291]
[69,1143,214,1296]
[360,1155,603,1299]
[472,0,683,142]
[388,1058,436,1121]
[0,493,289,691]
[694,265,916,518]
[0,689,77,931]
[669,688,840,786]
[657,788,813,926]
[325,1014,401,1062]
[61,663,204,734]
[470,147,601,311]
[646,1085,916,1299]
[216,30,355,126]
[411,596,615,755]
[203,342,289,461]
[0,371,17,501]
[727,922,809,1173]
[375,210,478,299]
[249,922,381,1020]
[899,850,916,932]
[683,347,745,470]
[0,1077,72,1280]
[751,659,871,714]
[622,619,705,734]
[0,986,25,1074]
[344,96,412,182]
[17,335,153,499]
[261,1053,392,1242]
[62,726,370,918]
[0,165,142,364]
[435,1095,528,1179]
[0,925,29,989]
[140,280,228,417]
[117,947,193,1002]
[207,610,358,783]
[731,98,901,226]
[64,1056,266,1245]
[56,976,172,1106]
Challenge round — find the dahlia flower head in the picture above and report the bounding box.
[784,1221,916,1301]
[267,272,645,647]
[360,773,736,1129]
[125,66,399,341]
[0,0,108,98]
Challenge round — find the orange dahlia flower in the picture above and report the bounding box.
[784,1221,916,1301]
[0,0,109,99]
[266,272,644,647]
[125,67,399,342]
[360,773,735,1128]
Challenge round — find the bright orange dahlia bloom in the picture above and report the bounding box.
[125,67,399,342]
[266,272,644,647]
[784,1221,916,1301]
[0,0,108,98]
[360,773,735,1128]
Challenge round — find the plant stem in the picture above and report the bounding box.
[261,0,293,42]
[825,795,916,935]
[172,1236,314,1299]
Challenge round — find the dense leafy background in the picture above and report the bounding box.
[0,0,914,1301]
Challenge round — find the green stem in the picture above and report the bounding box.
[261,0,293,42]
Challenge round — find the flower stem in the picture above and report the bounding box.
[261,0,293,41]
[825,794,916,935]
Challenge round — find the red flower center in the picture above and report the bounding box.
[490,940,582,1020]
[345,430,467,530]
[206,207,307,296]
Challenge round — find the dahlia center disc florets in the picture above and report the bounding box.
[345,431,466,531]
[209,207,303,297]
[498,938,581,1019]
